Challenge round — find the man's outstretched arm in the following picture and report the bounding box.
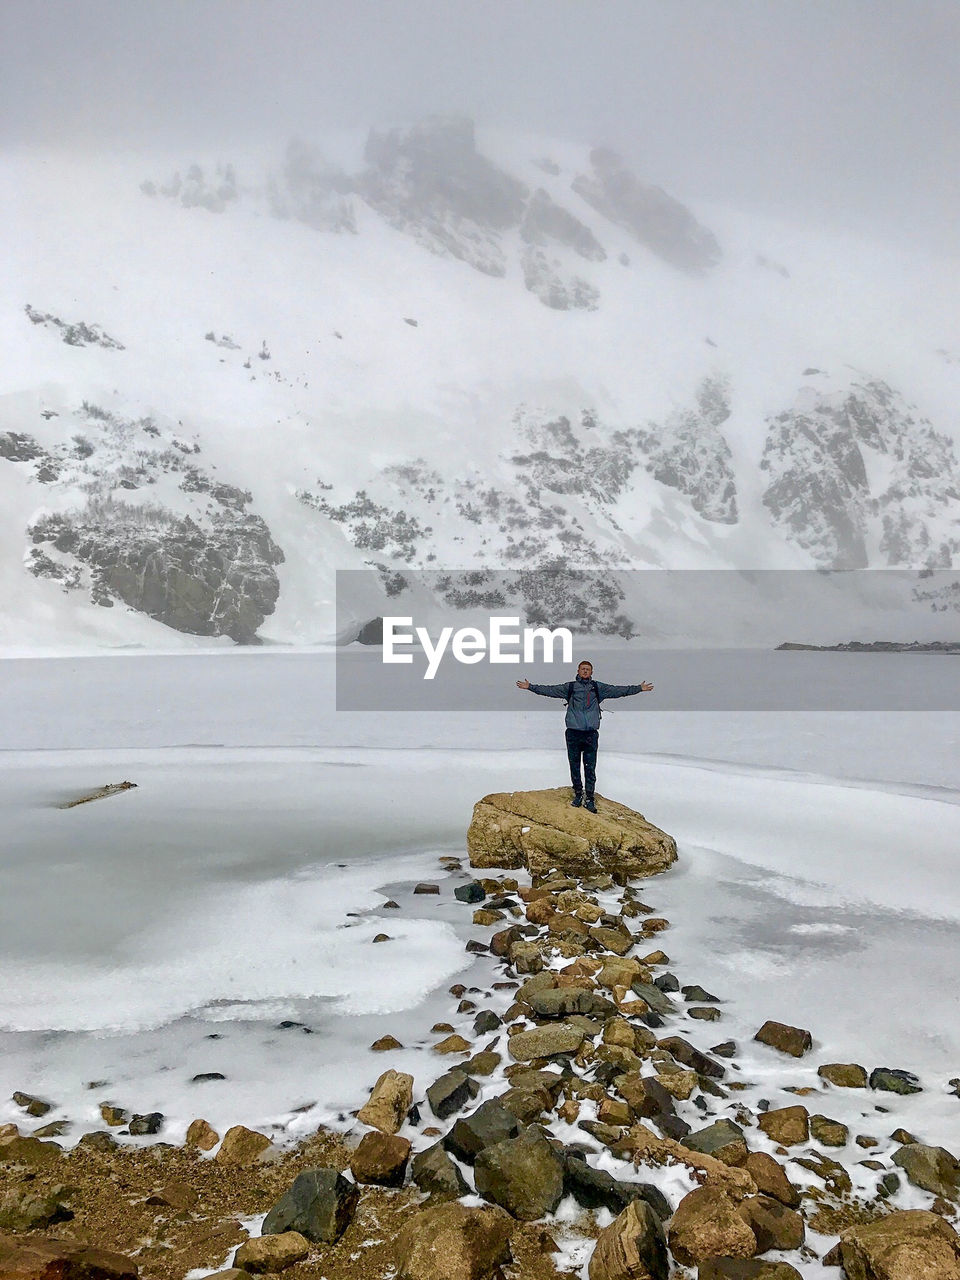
[594,680,654,699]
[516,679,568,697]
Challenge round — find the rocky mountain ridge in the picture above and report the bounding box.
[3,119,958,646]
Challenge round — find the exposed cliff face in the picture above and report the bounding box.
[572,148,722,274]
[634,375,738,524]
[760,378,960,569]
[137,117,724,314]
[357,116,528,278]
[3,408,284,644]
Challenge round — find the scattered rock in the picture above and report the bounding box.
[371,1035,404,1051]
[261,1168,359,1243]
[128,1113,163,1136]
[357,1069,414,1134]
[411,1142,471,1202]
[683,1120,748,1167]
[414,883,440,895]
[891,1143,960,1201]
[839,1209,960,1278]
[185,1118,219,1151]
[743,1153,800,1208]
[0,1136,62,1169]
[144,1181,198,1211]
[0,1185,72,1231]
[235,1231,310,1273]
[508,1022,585,1061]
[668,1186,758,1265]
[100,1105,129,1127]
[349,1131,411,1187]
[216,1125,272,1165]
[757,1106,809,1147]
[682,986,719,1003]
[474,1127,565,1220]
[737,1194,805,1252]
[0,1235,137,1280]
[818,1062,868,1088]
[434,1035,472,1055]
[698,1262,803,1279]
[444,1101,521,1164]
[588,1198,670,1280]
[657,1036,725,1079]
[427,1069,480,1120]
[753,1021,812,1058]
[870,1067,922,1095]
[810,1114,849,1148]
[563,1152,671,1221]
[395,1201,513,1280]
[11,1093,52,1119]
[455,882,486,904]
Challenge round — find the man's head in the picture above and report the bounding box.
[577,660,593,679]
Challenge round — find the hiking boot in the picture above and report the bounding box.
[570,792,583,808]
[584,796,597,813]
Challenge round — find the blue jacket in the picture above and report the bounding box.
[527,672,647,730]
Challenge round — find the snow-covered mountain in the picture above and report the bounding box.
[2,116,958,650]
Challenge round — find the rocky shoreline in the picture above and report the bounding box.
[2,791,959,1279]
[776,641,960,654]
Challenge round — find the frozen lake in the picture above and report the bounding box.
[1,649,958,1172]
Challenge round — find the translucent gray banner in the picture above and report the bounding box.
[335,568,960,711]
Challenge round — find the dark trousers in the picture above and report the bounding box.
[566,727,599,797]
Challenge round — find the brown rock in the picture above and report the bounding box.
[757,1106,809,1147]
[589,926,635,956]
[737,1195,804,1252]
[395,1202,512,1280]
[743,1153,800,1208]
[216,1125,272,1165]
[144,1181,199,1211]
[185,1118,219,1151]
[616,1128,757,1198]
[525,898,557,925]
[99,1105,128,1127]
[588,1199,669,1279]
[697,1262,803,1279]
[349,1131,411,1187]
[669,1186,758,1265]
[434,1035,472,1055]
[818,1062,868,1088]
[810,1114,849,1148]
[234,1231,310,1272]
[507,1023,585,1061]
[357,1069,414,1134]
[840,1209,960,1279]
[466,1052,501,1077]
[0,1235,137,1280]
[371,1035,404,1051]
[472,909,504,926]
[598,1097,632,1127]
[753,1021,812,1057]
[466,788,678,878]
[0,1137,61,1169]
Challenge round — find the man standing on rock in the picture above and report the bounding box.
[516,660,653,812]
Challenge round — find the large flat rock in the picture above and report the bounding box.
[467,788,677,878]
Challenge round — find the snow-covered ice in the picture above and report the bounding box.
[1,650,958,1276]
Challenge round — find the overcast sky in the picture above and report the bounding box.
[2,0,958,253]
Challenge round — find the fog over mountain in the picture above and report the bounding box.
[1,1,958,649]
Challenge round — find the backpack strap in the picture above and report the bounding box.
[564,680,603,720]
